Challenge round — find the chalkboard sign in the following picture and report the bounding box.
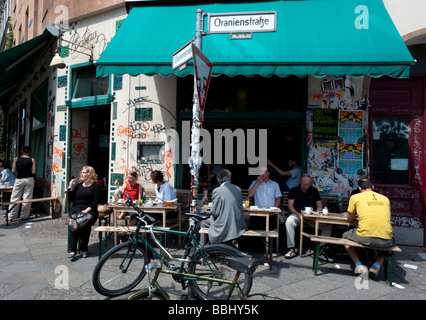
[312,108,338,141]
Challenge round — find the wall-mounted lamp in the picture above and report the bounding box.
[50,37,93,69]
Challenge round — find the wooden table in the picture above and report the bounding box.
[107,202,182,245]
[203,204,280,257]
[0,186,13,203]
[299,211,350,257]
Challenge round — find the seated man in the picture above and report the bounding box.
[201,169,247,244]
[248,167,281,207]
[343,178,395,279]
[0,162,16,186]
[248,167,282,229]
[268,157,302,192]
[284,174,332,261]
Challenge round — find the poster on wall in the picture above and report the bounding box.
[338,110,363,143]
[312,108,338,141]
[338,143,363,175]
[309,141,337,171]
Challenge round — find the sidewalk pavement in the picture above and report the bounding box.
[1,212,425,302]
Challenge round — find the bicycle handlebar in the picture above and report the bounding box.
[124,193,156,225]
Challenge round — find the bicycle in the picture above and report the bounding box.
[128,221,260,300]
[92,196,253,299]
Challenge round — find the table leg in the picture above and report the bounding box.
[265,215,270,258]
[276,213,279,254]
[299,214,304,257]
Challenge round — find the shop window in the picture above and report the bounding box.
[137,142,165,164]
[372,117,409,184]
[72,67,109,98]
[68,65,111,108]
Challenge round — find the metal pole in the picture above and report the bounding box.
[189,9,204,213]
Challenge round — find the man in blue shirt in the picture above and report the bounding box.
[0,162,16,186]
[248,167,282,208]
[268,157,302,192]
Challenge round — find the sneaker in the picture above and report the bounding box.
[354,264,368,275]
[285,249,296,259]
[319,253,334,263]
[369,266,379,279]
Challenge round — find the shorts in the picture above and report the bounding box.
[343,228,395,249]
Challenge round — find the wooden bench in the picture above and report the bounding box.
[199,227,278,269]
[2,196,62,226]
[94,225,170,258]
[309,235,402,285]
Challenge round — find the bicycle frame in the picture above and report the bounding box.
[119,216,224,284]
[129,253,246,300]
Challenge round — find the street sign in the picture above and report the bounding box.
[207,11,277,34]
[172,39,194,70]
[192,43,212,114]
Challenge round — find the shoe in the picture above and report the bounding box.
[81,252,88,258]
[68,252,76,259]
[319,253,334,263]
[285,249,296,259]
[369,266,379,279]
[354,264,368,275]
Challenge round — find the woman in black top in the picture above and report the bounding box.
[6,146,36,222]
[67,166,100,258]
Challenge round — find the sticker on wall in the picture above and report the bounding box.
[113,75,122,91]
[58,75,67,88]
[135,108,153,121]
[59,125,66,141]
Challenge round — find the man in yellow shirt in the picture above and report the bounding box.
[343,178,395,279]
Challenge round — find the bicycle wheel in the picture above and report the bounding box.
[188,244,253,300]
[92,241,150,296]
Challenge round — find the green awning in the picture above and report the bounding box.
[0,25,58,104]
[97,0,415,78]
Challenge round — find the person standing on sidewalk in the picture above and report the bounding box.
[343,178,395,279]
[6,146,36,222]
[67,166,100,259]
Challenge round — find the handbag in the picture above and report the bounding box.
[67,211,93,231]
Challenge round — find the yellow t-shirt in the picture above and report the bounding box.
[347,191,393,239]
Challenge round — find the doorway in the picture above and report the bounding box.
[70,105,110,203]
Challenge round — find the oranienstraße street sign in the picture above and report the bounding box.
[172,39,194,71]
[207,11,277,34]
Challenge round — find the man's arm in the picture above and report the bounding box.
[347,210,357,225]
[287,199,300,218]
[274,197,281,207]
[316,200,323,212]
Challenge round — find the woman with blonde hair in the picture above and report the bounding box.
[66,166,101,259]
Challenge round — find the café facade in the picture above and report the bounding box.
[2,0,425,246]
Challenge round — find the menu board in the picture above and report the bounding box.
[312,108,338,141]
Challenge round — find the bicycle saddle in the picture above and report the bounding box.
[224,256,260,274]
[184,211,211,221]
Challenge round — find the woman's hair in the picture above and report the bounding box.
[80,166,98,184]
[151,170,164,183]
[128,171,138,179]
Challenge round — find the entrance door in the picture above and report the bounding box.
[369,77,425,246]
[70,106,110,203]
